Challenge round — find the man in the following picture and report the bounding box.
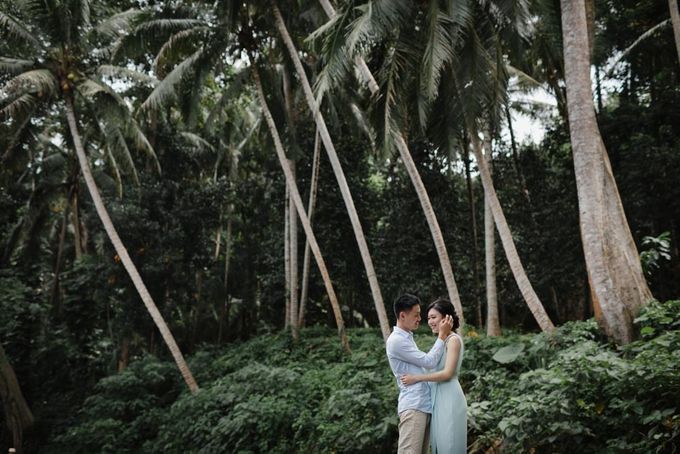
[386,293,453,454]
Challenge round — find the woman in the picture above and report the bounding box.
[401,298,467,454]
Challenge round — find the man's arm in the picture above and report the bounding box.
[389,336,445,369]
[388,315,453,369]
[401,336,461,384]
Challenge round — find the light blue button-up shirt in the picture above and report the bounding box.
[386,326,445,415]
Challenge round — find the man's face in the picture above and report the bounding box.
[400,305,421,332]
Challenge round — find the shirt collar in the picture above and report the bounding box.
[393,326,413,339]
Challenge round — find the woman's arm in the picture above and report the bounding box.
[400,336,461,385]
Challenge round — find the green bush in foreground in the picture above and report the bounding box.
[53,301,679,453]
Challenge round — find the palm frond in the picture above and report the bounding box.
[0,57,36,76]
[604,19,671,78]
[179,131,215,153]
[0,11,42,50]
[135,18,207,38]
[312,19,354,102]
[110,16,206,62]
[154,27,209,77]
[204,67,250,134]
[78,0,91,29]
[344,3,374,57]
[96,65,157,86]
[489,0,532,38]
[2,69,58,99]
[126,120,161,175]
[419,4,454,127]
[94,9,147,39]
[104,134,125,197]
[0,103,35,161]
[358,0,414,46]
[234,117,260,153]
[506,64,542,90]
[139,49,203,115]
[77,78,129,113]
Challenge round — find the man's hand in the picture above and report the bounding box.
[400,374,418,386]
[437,315,453,340]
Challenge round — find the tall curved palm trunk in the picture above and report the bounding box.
[253,69,351,352]
[470,134,555,333]
[315,0,465,326]
[288,160,300,339]
[483,137,500,336]
[0,343,33,453]
[272,2,391,340]
[64,98,199,393]
[299,130,322,327]
[561,0,653,344]
[284,186,291,329]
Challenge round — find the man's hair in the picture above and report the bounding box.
[427,297,460,331]
[393,293,421,319]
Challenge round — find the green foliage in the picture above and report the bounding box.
[466,301,680,453]
[53,328,398,453]
[52,301,680,453]
[640,232,672,278]
[51,357,180,453]
[634,299,680,340]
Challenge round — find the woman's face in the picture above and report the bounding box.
[427,308,444,334]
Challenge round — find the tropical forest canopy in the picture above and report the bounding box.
[0,0,678,452]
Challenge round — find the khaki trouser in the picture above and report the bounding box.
[398,409,430,454]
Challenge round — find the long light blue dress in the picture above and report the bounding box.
[430,333,467,454]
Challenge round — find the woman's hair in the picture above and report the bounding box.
[427,298,460,331]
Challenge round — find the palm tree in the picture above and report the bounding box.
[272,1,391,340]
[560,0,653,344]
[317,0,555,332]
[124,2,357,341]
[253,66,350,352]
[0,0,198,392]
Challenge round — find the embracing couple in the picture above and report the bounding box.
[386,294,467,454]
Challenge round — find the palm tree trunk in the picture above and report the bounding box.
[214,208,222,260]
[393,136,465,324]
[670,0,680,63]
[71,191,83,259]
[50,186,73,313]
[281,58,300,337]
[299,129,321,327]
[253,68,350,352]
[482,136,500,336]
[470,133,555,333]
[561,0,653,344]
[288,159,299,340]
[218,206,233,344]
[272,2,391,340]
[0,343,33,454]
[462,147,482,328]
[284,185,291,329]
[505,104,532,207]
[64,97,199,393]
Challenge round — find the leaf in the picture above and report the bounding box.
[492,343,525,364]
[640,326,655,337]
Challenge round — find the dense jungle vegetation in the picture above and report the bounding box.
[1,0,678,452]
